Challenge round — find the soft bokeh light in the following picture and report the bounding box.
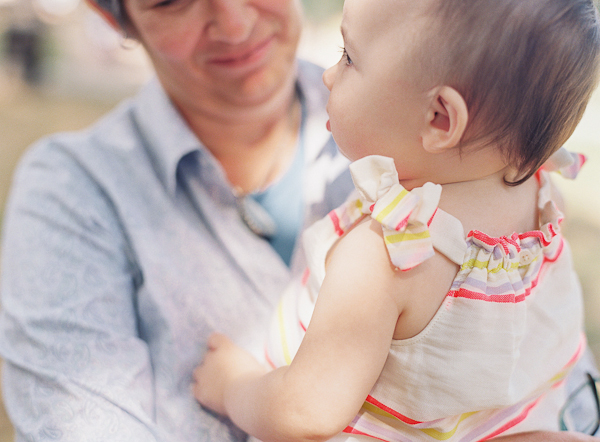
[33,0,80,20]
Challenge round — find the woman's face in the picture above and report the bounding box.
[124,0,303,116]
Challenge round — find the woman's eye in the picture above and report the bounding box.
[341,47,353,66]
[154,0,177,8]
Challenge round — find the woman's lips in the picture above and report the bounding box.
[326,120,331,131]
[208,37,274,69]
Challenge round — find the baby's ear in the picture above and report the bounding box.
[421,86,468,153]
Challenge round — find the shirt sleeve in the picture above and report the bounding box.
[0,140,163,441]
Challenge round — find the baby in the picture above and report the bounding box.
[194,0,600,440]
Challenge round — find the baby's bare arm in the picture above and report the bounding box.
[195,220,410,441]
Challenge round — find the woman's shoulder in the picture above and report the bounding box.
[19,92,139,166]
[13,99,138,190]
[7,85,163,221]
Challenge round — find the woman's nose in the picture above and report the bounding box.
[207,0,257,44]
[322,65,335,91]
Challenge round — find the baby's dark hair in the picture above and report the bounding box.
[420,0,600,185]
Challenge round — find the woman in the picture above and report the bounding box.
[0,0,596,440]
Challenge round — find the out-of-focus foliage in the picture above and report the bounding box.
[303,0,343,21]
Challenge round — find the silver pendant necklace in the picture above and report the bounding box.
[232,97,302,239]
[232,95,303,238]
[234,190,277,238]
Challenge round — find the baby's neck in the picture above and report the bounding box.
[438,172,540,238]
[399,141,511,190]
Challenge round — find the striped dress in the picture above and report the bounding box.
[264,150,586,442]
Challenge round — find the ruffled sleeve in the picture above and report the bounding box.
[540,147,586,179]
[349,155,442,270]
[536,147,586,250]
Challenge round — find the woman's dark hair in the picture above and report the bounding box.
[94,0,129,29]
[419,0,600,185]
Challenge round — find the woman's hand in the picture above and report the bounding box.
[192,332,267,416]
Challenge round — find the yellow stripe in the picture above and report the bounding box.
[460,259,520,273]
[361,401,478,440]
[277,301,292,365]
[375,189,409,223]
[385,230,430,244]
[420,412,478,440]
[355,199,363,211]
[549,370,567,383]
[460,255,538,273]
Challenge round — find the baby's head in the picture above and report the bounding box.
[421,0,600,184]
[325,0,600,186]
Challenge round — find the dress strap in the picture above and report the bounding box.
[429,209,467,266]
[349,155,443,270]
[349,155,469,268]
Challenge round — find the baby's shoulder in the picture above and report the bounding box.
[330,218,454,294]
[327,216,457,338]
[327,218,390,274]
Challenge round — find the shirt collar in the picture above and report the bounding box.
[132,78,203,195]
[132,61,333,196]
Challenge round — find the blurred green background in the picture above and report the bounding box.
[0,0,599,440]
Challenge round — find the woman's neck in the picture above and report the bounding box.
[181,79,302,194]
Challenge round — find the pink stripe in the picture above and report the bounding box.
[449,238,564,303]
[518,230,545,243]
[504,233,520,250]
[480,396,543,441]
[548,223,557,240]
[343,426,389,442]
[427,208,438,227]
[449,288,527,303]
[469,226,563,253]
[544,238,564,262]
[395,216,409,231]
[365,395,422,425]
[564,334,585,367]
[264,348,276,369]
[329,210,344,237]
[301,268,310,286]
[468,231,511,255]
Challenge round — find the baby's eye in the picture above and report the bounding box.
[340,47,353,66]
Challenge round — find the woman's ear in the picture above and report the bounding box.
[421,86,468,153]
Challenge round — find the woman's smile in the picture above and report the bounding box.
[206,35,275,73]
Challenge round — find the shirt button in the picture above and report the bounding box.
[519,249,533,265]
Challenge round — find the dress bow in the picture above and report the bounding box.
[536,148,586,247]
[540,147,586,179]
[349,156,442,270]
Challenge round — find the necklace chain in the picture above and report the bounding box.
[234,96,302,237]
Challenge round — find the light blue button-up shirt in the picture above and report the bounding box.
[0,60,353,441]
